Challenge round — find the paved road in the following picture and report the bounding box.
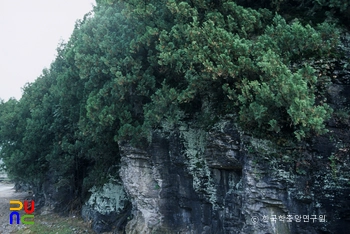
[0,184,15,197]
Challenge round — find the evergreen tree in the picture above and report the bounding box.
[0,0,344,203]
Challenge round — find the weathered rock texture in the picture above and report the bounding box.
[114,57,350,233]
[82,35,350,233]
[117,115,350,234]
[118,125,245,234]
[82,183,130,233]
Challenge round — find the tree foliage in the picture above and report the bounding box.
[0,0,344,199]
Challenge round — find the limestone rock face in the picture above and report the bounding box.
[81,39,350,233]
[119,144,165,234]
[116,58,350,233]
[86,183,128,215]
[118,118,350,234]
[81,182,130,233]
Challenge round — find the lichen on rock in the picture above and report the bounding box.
[87,182,128,215]
[180,126,218,207]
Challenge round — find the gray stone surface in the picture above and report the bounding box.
[115,57,350,233]
[28,35,350,234]
[118,117,350,233]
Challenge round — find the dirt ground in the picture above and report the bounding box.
[0,182,99,234]
[0,182,28,233]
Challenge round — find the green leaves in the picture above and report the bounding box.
[238,48,333,139]
[0,0,344,192]
[156,1,340,140]
[257,15,339,63]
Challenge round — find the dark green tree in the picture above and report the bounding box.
[0,0,345,209]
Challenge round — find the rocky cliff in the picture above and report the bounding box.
[2,1,349,233]
[115,120,349,234]
[80,40,350,233]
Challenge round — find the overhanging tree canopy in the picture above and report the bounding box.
[0,0,344,194]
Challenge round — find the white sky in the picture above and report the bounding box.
[0,0,96,101]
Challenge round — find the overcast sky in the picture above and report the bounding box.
[0,0,96,101]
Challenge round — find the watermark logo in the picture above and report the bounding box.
[251,213,326,225]
[9,200,35,225]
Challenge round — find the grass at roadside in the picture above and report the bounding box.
[14,212,95,234]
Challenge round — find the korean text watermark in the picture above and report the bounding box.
[251,214,326,225]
